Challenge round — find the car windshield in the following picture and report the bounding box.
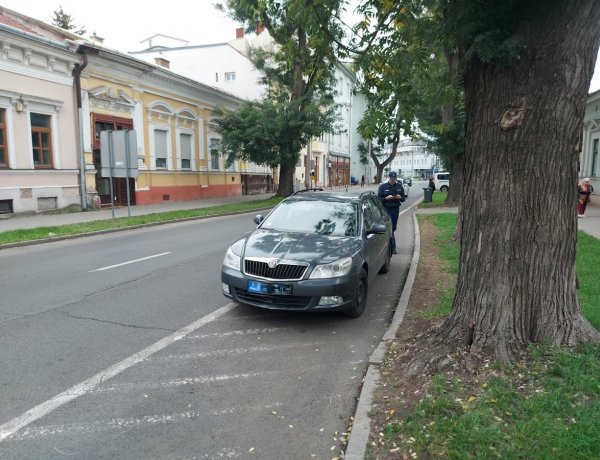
[261,199,358,236]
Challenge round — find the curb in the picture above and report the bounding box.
[345,211,421,459]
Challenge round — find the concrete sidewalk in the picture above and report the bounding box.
[0,192,278,232]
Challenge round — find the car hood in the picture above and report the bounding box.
[242,229,361,264]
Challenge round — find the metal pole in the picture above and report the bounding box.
[368,139,372,184]
[108,131,115,219]
[305,139,312,189]
[125,130,132,218]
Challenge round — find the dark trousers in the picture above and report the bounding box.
[385,206,399,251]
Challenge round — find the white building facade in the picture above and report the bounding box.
[580,89,600,198]
[0,15,82,214]
[388,140,439,179]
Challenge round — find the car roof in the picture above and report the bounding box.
[286,191,375,203]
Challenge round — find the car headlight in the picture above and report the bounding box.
[309,257,353,279]
[223,240,244,271]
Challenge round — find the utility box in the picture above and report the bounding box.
[423,187,433,203]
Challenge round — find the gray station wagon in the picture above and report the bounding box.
[221,191,393,318]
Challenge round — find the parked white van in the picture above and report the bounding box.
[433,172,450,192]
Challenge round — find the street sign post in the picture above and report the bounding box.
[100,130,138,218]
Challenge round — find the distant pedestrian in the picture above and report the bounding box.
[577,177,594,217]
[361,175,365,187]
[428,176,436,193]
[378,171,406,254]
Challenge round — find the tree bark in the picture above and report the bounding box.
[446,153,463,205]
[437,1,600,360]
[276,158,296,197]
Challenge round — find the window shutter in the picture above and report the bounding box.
[154,129,168,168]
[180,133,192,169]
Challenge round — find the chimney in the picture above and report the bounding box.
[256,23,265,35]
[90,32,104,45]
[236,27,244,39]
[154,57,170,69]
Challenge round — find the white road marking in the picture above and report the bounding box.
[89,252,172,272]
[6,403,281,441]
[92,371,269,393]
[0,302,238,442]
[187,327,286,339]
[149,342,323,362]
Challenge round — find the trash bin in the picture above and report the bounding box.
[423,187,433,203]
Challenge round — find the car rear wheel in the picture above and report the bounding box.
[378,246,391,274]
[440,185,449,192]
[344,269,368,318]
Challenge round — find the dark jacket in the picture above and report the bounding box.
[428,179,436,191]
[378,181,405,209]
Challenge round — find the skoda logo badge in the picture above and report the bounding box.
[268,259,278,269]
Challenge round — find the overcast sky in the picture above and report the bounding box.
[2,0,599,92]
[0,0,245,51]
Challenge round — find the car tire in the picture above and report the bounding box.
[440,185,449,192]
[378,246,391,274]
[344,269,368,318]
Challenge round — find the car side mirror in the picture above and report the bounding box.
[367,223,386,235]
[253,214,264,225]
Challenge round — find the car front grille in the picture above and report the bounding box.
[244,258,308,281]
[233,288,312,309]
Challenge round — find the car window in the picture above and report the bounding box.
[372,197,389,219]
[363,198,384,228]
[437,173,449,181]
[261,200,358,236]
[363,201,376,229]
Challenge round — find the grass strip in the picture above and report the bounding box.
[383,214,600,459]
[383,343,600,460]
[418,190,451,207]
[0,197,283,246]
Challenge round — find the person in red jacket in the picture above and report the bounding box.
[577,177,594,217]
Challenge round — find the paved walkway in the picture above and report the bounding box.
[416,203,600,240]
[0,192,279,232]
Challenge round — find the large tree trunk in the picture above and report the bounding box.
[276,158,296,197]
[446,153,463,205]
[438,2,600,360]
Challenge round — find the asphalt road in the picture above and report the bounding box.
[0,195,417,459]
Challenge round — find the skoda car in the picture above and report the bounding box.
[221,191,392,318]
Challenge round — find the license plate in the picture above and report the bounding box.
[248,280,268,294]
[247,280,292,295]
[272,284,292,295]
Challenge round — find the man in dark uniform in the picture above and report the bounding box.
[378,171,405,254]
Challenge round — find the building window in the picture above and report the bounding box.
[154,129,168,168]
[225,72,236,81]
[0,109,7,168]
[210,138,220,170]
[180,133,192,169]
[31,113,53,168]
[593,138,599,176]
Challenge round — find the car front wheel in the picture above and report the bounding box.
[344,269,368,318]
[440,185,449,192]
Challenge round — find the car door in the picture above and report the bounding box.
[362,198,387,274]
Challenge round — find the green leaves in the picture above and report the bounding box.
[51,6,86,36]
[215,96,338,169]
[216,1,348,195]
